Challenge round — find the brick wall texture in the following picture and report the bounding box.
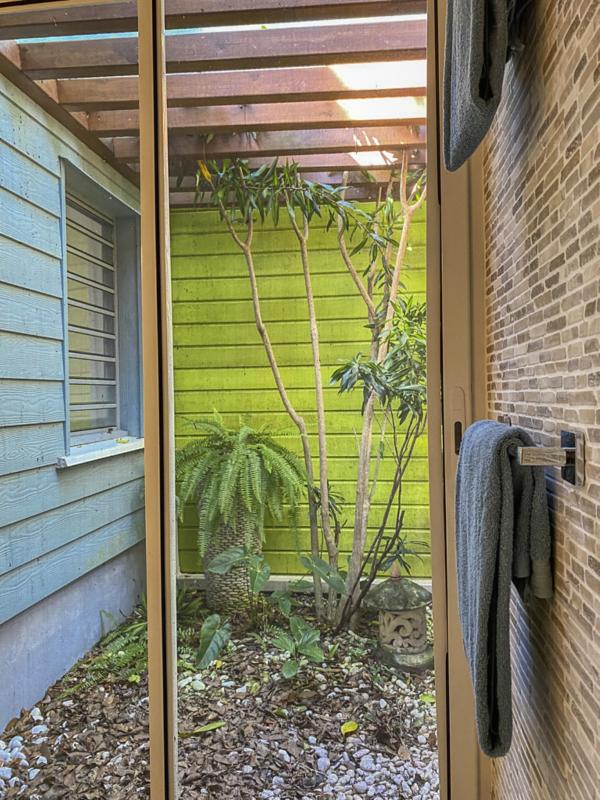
[483,0,600,798]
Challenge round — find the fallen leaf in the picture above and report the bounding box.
[179,721,226,738]
[341,720,359,736]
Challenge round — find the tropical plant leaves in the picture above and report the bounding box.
[300,555,346,594]
[197,614,231,669]
[271,630,295,654]
[206,547,246,575]
[248,554,271,593]
[281,659,299,679]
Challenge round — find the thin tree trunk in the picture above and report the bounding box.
[291,214,338,621]
[219,207,324,616]
[340,155,427,626]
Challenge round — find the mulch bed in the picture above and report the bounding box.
[0,595,439,799]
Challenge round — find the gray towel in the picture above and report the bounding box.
[443,0,509,171]
[455,420,553,757]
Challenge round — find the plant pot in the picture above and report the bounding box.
[203,515,259,615]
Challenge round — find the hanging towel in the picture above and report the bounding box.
[455,420,553,757]
[444,0,510,171]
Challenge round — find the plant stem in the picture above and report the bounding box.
[290,212,338,622]
[340,154,426,627]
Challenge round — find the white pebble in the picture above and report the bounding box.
[359,755,376,772]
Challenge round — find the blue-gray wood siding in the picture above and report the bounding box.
[0,73,144,625]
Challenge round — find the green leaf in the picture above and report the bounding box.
[269,590,293,616]
[340,720,359,736]
[179,720,226,738]
[248,555,271,594]
[419,692,436,705]
[272,630,295,654]
[281,659,299,679]
[300,555,346,594]
[197,614,231,669]
[297,643,324,663]
[206,547,246,574]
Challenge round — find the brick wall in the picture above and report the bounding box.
[483,0,599,798]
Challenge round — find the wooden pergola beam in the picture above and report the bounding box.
[55,62,427,111]
[0,0,426,39]
[140,152,427,175]
[19,19,426,79]
[110,125,426,162]
[0,45,138,187]
[169,170,399,190]
[87,99,427,138]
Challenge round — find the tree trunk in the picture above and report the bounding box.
[339,160,426,627]
[291,215,338,619]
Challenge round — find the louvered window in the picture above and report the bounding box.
[66,192,121,440]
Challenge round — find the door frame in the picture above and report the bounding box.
[0,1,489,797]
[427,2,490,798]
[0,2,177,797]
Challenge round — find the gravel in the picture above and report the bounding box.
[1,599,439,799]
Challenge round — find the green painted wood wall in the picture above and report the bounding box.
[171,204,430,577]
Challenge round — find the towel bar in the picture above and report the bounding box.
[516,431,585,487]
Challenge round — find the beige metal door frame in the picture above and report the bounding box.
[0,2,177,797]
[0,1,489,797]
[427,2,490,798]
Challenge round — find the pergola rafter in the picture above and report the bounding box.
[108,125,426,162]
[54,62,427,111]
[87,100,426,137]
[0,0,426,39]
[163,153,427,177]
[18,19,426,79]
[0,0,427,205]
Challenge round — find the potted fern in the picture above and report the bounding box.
[176,416,306,614]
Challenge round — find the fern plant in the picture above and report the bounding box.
[176,415,307,613]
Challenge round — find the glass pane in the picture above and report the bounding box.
[0,5,147,794]
[68,304,115,335]
[69,330,115,358]
[166,1,435,795]
[68,251,115,288]
[69,406,118,432]
[69,356,116,381]
[67,277,114,311]
[70,383,117,405]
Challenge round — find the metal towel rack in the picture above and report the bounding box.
[499,417,586,487]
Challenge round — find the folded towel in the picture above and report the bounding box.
[455,420,553,757]
[443,0,509,171]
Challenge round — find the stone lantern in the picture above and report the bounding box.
[364,574,434,672]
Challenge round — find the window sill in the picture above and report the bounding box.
[56,437,144,469]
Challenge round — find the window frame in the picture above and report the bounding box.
[66,189,122,443]
[60,161,142,455]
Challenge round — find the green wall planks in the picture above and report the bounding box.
[171,204,430,577]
